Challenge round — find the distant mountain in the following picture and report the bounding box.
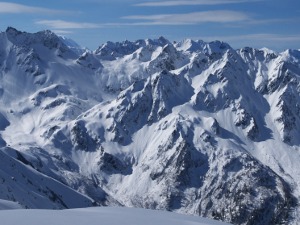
[0,27,299,224]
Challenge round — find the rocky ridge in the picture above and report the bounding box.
[0,27,299,224]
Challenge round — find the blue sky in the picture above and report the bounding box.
[0,0,299,51]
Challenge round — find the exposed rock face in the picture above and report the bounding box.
[0,28,299,224]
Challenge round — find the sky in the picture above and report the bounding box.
[0,0,299,51]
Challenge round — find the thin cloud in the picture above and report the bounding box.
[135,0,261,7]
[122,11,250,25]
[0,2,66,14]
[36,20,102,29]
[245,18,298,25]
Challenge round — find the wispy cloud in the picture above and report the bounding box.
[136,0,260,7]
[0,2,65,14]
[122,11,250,25]
[245,18,297,25]
[36,20,102,29]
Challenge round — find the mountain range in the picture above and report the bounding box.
[0,27,300,224]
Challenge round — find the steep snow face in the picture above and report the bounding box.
[264,51,300,145]
[0,147,94,209]
[0,28,300,225]
[0,28,104,105]
[175,39,206,52]
[59,36,86,55]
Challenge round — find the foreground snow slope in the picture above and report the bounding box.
[0,206,230,225]
[0,27,300,224]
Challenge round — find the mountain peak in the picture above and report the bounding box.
[4,27,60,48]
[157,36,169,43]
[5,26,22,34]
[5,27,57,40]
[204,40,232,54]
[175,39,206,52]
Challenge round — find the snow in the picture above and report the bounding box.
[59,36,86,55]
[0,207,231,225]
[0,199,22,210]
[0,27,300,224]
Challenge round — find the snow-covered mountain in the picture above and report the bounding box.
[0,27,300,224]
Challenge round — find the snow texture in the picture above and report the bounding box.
[0,206,230,225]
[0,27,299,224]
[0,199,22,210]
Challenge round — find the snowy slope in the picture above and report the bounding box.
[0,199,22,210]
[0,27,300,224]
[0,207,230,225]
[59,36,86,55]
